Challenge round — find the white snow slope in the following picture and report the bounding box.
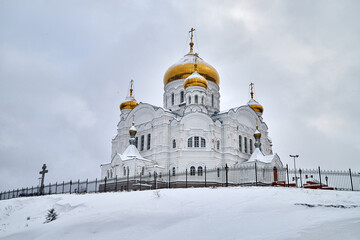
[1,187,360,240]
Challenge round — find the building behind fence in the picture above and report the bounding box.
[1,165,359,201]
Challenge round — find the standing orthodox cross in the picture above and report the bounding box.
[130,79,134,97]
[250,82,254,99]
[189,28,195,42]
[39,164,48,195]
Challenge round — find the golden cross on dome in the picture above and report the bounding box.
[189,28,195,53]
[130,80,134,97]
[250,82,254,99]
[132,114,135,125]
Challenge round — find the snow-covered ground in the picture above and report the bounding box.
[1,187,360,240]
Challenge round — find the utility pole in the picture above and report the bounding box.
[289,155,299,187]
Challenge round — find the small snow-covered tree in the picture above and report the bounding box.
[45,208,58,223]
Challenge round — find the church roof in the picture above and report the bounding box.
[119,145,150,161]
[246,148,276,164]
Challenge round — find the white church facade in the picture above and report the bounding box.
[101,29,283,184]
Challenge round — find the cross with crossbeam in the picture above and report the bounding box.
[39,164,48,195]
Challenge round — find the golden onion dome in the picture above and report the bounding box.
[120,98,138,111]
[254,128,261,138]
[120,80,139,111]
[164,53,219,86]
[184,71,208,89]
[248,83,264,114]
[248,99,264,113]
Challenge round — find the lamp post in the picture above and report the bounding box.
[290,155,299,187]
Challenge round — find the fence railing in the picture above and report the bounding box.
[1,164,359,201]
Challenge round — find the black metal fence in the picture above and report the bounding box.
[1,164,359,201]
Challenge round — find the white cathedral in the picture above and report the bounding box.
[101,29,283,182]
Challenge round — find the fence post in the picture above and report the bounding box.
[225,164,229,187]
[31,186,33,195]
[77,179,80,193]
[95,178,98,193]
[168,170,171,189]
[186,169,188,188]
[62,181,65,194]
[286,164,289,187]
[140,173,142,191]
[318,166,322,189]
[205,166,207,187]
[55,182,58,194]
[115,176,118,192]
[349,168,354,191]
[49,183,52,195]
[86,179,88,193]
[255,162,258,186]
[299,169,303,188]
[127,172,130,191]
[154,171,157,190]
[69,180,72,194]
[104,177,107,192]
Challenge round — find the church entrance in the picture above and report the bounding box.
[273,167,278,182]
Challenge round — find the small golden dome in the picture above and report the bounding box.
[120,99,138,111]
[184,71,208,89]
[120,80,139,111]
[248,83,264,114]
[248,99,264,113]
[254,129,261,138]
[164,53,219,86]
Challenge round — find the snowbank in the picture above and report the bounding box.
[1,187,360,240]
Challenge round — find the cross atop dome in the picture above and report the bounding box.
[189,27,196,53]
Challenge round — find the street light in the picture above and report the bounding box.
[290,155,299,186]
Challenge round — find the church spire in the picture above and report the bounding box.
[189,28,195,53]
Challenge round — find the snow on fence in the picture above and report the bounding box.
[1,165,359,201]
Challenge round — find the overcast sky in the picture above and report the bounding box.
[1,0,359,191]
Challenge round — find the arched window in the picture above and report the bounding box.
[217,140,220,150]
[188,96,191,104]
[135,136,138,148]
[187,136,206,148]
[194,136,199,147]
[195,95,198,103]
[172,139,176,148]
[123,167,126,176]
[180,91,184,103]
[172,167,176,176]
[141,167,145,175]
[188,137,193,147]
[198,166,203,176]
[244,137,248,153]
[140,135,144,151]
[147,134,151,150]
[190,166,196,176]
[239,135,242,152]
[171,93,175,105]
[211,94,214,107]
[201,137,206,147]
[217,168,220,177]
[250,139,253,154]
[127,166,129,176]
[110,169,113,178]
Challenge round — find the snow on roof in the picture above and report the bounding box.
[247,148,275,164]
[248,98,259,105]
[130,125,137,131]
[119,145,149,161]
